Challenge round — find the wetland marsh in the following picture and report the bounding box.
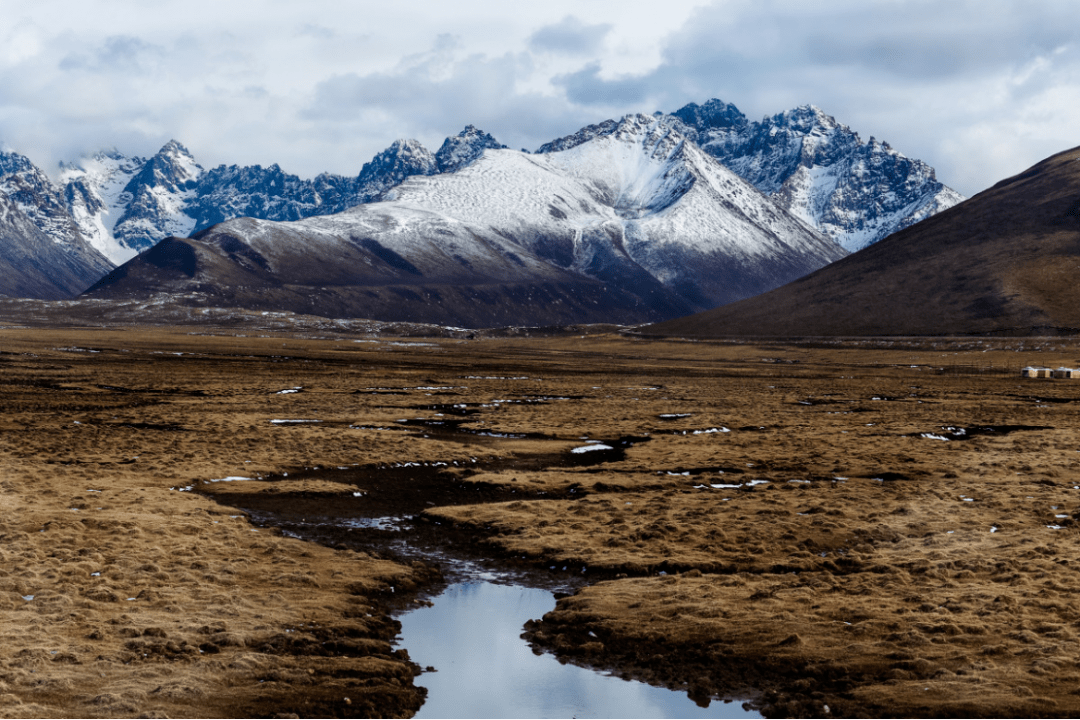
[2,326,1080,717]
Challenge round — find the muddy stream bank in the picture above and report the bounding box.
[198,421,761,718]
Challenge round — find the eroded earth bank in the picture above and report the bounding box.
[3,327,1080,717]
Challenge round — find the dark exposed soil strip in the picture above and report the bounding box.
[198,431,646,587]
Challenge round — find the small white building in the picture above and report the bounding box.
[1022,366,1079,379]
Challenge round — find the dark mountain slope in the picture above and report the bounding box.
[645,145,1080,337]
[0,193,110,299]
[84,211,694,328]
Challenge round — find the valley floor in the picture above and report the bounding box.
[1,326,1079,717]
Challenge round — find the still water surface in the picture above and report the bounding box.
[397,581,760,719]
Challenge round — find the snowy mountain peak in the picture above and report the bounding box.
[356,139,437,202]
[537,113,699,163]
[57,149,147,263]
[0,151,113,291]
[535,120,619,154]
[0,149,37,176]
[671,99,748,132]
[124,140,203,196]
[386,138,433,160]
[608,113,692,161]
[58,148,143,180]
[98,140,206,259]
[773,104,842,135]
[90,114,846,326]
[435,125,508,173]
[674,98,964,251]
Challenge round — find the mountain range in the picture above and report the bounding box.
[0,153,113,298]
[0,99,961,317]
[84,114,845,327]
[646,144,1080,337]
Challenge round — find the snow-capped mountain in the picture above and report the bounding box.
[0,97,959,312]
[434,125,508,173]
[61,141,203,262]
[60,130,482,265]
[184,163,348,233]
[110,140,203,257]
[185,138,439,233]
[86,114,845,327]
[0,149,113,296]
[648,143,1080,337]
[535,120,618,154]
[668,100,965,251]
[60,149,153,263]
[355,138,438,202]
[0,188,112,299]
[0,151,86,252]
[399,113,846,309]
[53,101,959,269]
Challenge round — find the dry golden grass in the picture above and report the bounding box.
[5,327,1080,717]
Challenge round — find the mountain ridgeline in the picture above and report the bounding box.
[84,115,846,327]
[646,145,1080,337]
[0,99,962,316]
[53,125,512,265]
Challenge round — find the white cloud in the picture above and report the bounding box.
[543,0,1080,194]
[528,16,613,56]
[0,0,1075,196]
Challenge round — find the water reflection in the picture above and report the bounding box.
[397,582,760,719]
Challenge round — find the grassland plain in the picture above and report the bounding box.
[2,326,1080,717]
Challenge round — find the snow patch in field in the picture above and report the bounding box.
[571,443,614,454]
[703,479,769,489]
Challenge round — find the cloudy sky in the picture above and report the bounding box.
[2,0,1076,196]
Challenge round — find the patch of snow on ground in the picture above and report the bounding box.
[571,443,614,454]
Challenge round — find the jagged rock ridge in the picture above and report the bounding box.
[536,99,963,252]
[85,114,846,327]
[58,127,498,264]
[646,144,1080,337]
[672,100,965,251]
[0,149,113,297]
[0,99,959,306]
[434,126,508,173]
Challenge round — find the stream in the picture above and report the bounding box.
[399,580,757,719]
[200,420,762,717]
